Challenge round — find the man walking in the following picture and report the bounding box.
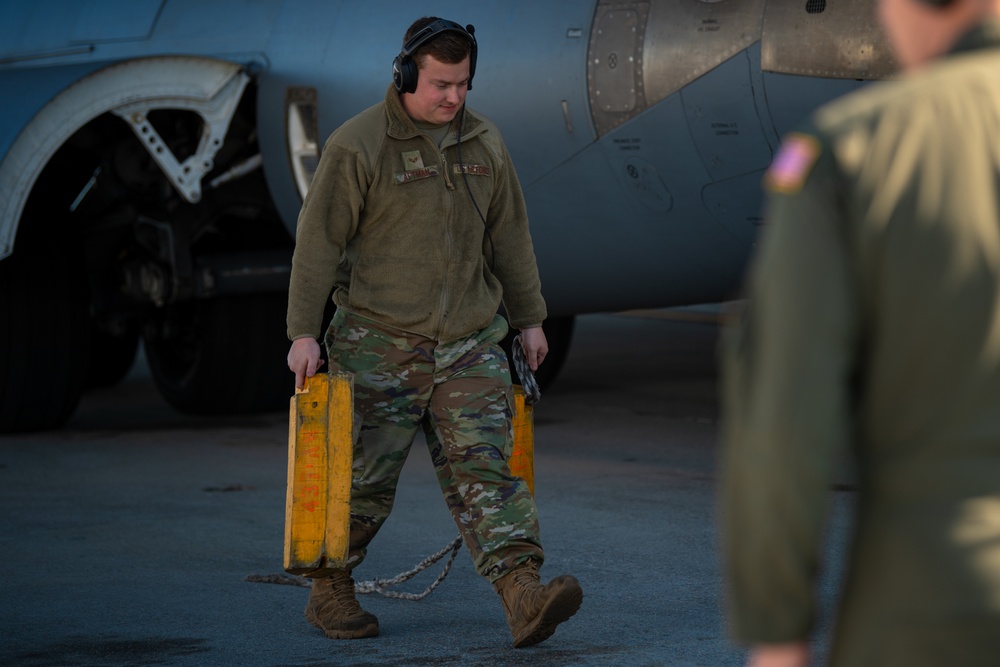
[286,16,582,648]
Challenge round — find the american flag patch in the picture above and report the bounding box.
[764,133,821,194]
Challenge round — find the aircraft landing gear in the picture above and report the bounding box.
[0,230,91,433]
[142,293,291,415]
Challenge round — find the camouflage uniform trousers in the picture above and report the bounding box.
[324,308,544,582]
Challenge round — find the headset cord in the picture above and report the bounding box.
[457,106,496,273]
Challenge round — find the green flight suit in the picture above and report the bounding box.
[721,19,1000,667]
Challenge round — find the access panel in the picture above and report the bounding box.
[761,0,897,79]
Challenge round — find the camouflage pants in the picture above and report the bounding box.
[324,309,543,582]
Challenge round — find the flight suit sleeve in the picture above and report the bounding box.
[719,129,860,643]
[286,139,367,340]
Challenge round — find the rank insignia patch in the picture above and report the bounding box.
[402,150,424,170]
[764,133,821,194]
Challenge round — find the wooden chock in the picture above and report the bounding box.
[509,385,535,496]
[284,372,354,576]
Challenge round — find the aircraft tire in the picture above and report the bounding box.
[85,325,140,389]
[0,240,91,433]
[143,293,291,416]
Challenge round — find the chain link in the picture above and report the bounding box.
[353,536,463,600]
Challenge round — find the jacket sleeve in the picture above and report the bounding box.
[286,138,368,340]
[485,131,547,329]
[719,131,860,643]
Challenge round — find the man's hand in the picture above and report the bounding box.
[746,642,810,667]
[287,337,325,390]
[518,326,548,372]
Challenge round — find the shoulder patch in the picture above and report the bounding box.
[763,133,821,195]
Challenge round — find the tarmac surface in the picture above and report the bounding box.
[0,311,852,667]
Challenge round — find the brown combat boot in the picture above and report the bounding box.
[304,569,379,639]
[492,560,583,648]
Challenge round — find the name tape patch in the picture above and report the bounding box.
[394,166,440,184]
[452,164,491,177]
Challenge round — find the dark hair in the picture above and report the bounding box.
[403,16,473,67]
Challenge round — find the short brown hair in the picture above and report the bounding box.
[403,16,473,67]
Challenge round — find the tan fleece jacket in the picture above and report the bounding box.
[287,85,546,342]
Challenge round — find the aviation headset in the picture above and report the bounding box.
[392,19,478,94]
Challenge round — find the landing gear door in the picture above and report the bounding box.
[761,0,897,80]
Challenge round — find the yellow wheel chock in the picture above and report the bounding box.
[284,372,354,577]
[509,386,535,495]
[284,374,535,580]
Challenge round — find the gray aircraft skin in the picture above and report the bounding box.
[0,0,895,432]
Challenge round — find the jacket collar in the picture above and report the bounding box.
[383,84,484,142]
[948,17,1000,57]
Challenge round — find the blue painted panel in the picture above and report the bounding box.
[0,0,164,56]
[70,0,164,43]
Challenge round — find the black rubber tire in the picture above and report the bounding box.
[502,315,575,392]
[85,325,140,389]
[0,243,91,433]
[142,293,291,415]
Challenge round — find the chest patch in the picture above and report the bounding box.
[452,164,491,177]
[395,166,440,184]
[401,150,425,170]
[395,150,440,184]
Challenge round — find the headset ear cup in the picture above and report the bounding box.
[465,24,477,91]
[402,58,417,94]
[392,55,418,94]
[392,55,406,93]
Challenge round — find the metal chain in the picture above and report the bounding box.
[512,333,541,405]
[246,536,463,600]
[354,536,463,600]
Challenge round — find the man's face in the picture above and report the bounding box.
[400,54,470,125]
[878,0,956,70]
